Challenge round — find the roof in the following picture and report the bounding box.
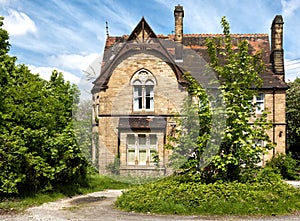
[92,18,288,93]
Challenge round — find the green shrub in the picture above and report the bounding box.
[106,155,120,175]
[266,153,300,180]
[254,166,282,183]
[238,166,261,183]
[116,174,300,215]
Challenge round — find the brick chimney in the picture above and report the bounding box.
[270,15,285,82]
[174,4,184,61]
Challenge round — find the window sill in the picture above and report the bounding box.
[120,165,158,170]
[131,110,155,115]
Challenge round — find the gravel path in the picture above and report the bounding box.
[1,188,300,221]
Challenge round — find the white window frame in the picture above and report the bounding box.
[131,69,156,112]
[126,133,158,165]
[133,80,154,111]
[255,93,264,114]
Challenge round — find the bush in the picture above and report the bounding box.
[266,153,300,180]
[106,155,120,175]
[116,174,300,215]
[254,166,283,183]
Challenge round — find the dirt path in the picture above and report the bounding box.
[1,189,300,221]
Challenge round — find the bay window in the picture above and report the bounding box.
[126,134,158,165]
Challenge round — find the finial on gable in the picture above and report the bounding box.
[106,21,109,37]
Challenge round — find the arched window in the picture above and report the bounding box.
[131,70,155,111]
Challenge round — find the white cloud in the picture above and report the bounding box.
[28,65,80,84]
[0,0,9,5]
[281,0,300,17]
[285,59,300,81]
[48,53,100,71]
[3,9,37,36]
[0,0,15,6]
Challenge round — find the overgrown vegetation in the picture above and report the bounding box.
[116,17,300,216]
[0,17,88,196]
[286,77,300,159]
[165,86,211,172]
[116,168,300,215]
[0,173,130,213]
[167,16,273,182]
[266,153,300,180]
[106,155,121,175]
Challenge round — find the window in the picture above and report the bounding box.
[127,134,136,164]
[133,80,154,111]
[126,134,158,165]
[131,69,156,111]
[149,134,158,164]
[255,93,264,113]
[253,139,264,147]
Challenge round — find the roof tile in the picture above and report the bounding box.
[94,27,287,92]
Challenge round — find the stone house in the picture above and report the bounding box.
[91,5,288,175]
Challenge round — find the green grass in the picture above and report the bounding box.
[0,173,130,214]
[0,192,65,214]
[78,173,131,194]
[116,175,300,216]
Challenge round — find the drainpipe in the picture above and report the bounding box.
[273,87,276,157]
[163,122,167,176]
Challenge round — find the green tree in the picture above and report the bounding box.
[0,16,14,119]
[166,73,211,172]
[286,77,300,157]
[168,17,274,182]
[0,18,88,195]
[205,17,274,181]
[73,99,94,165]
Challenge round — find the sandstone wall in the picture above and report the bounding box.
[93,53,187,173]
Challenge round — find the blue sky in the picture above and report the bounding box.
[1,0,300,85]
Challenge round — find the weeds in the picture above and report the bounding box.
[116,168,300,216]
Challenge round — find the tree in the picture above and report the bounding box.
[73,99,95,166]
[0,18,88,195]
[167,17,274,182]
[286,77,300,158]
[166,74,211,172]
[0,16,14,119]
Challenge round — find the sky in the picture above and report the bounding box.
[1,0,300,90]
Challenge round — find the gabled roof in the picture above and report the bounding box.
[127,17,157,41]
[180,34,288,89]
[92,18,288,93]
[92,17,185,93]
